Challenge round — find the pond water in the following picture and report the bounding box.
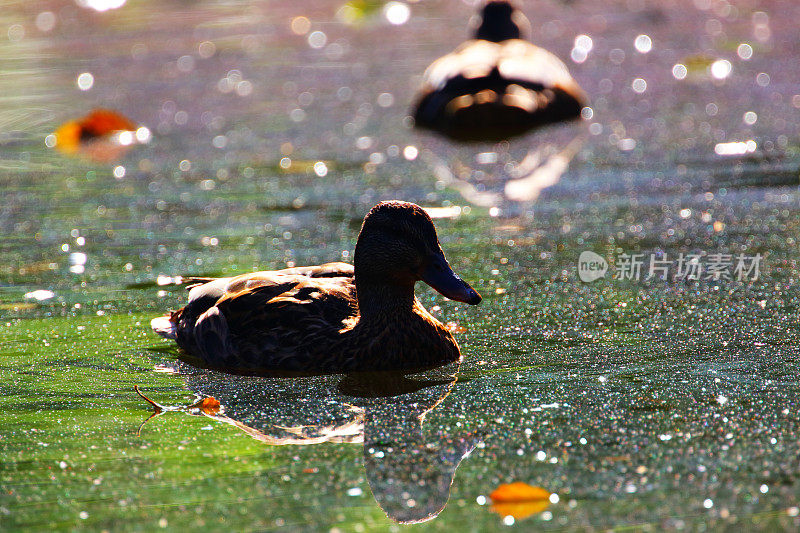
[2,0,800,530]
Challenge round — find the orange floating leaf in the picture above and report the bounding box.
[490,501,550,520]
[489,482,550,503]
[51,108,148,162]
[78,109,138,137]
[189,396,221,414]
[489,482,552,520]
[52,121,82,154]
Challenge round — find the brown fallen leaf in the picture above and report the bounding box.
[191,396,221,415]
[75,108,137,137]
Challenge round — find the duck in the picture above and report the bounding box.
[412,0,586,142]
[151,201,482,373]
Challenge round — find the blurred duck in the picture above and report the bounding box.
[51,109,149,162]
[412,0,586,142]
[151,201,482,373]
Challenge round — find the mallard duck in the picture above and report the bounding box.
[412,0,586,142]
[151,201,482,373]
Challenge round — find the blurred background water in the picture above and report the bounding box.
[2,0,800,530]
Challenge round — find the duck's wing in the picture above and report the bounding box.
[176,261,353,325]
[214,275,357,371]
[180,261,353,292]
[420,40,504,91]
[494,40,584,98]
[154,263,355,365]
[421,40,581,95]
[170,271,357,372]
[414,40,585,141]
[216,274,356,331]
[271,262,354,279]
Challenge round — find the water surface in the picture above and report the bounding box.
[2,0,800,530]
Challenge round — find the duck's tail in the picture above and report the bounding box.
[150,315,177,339]
[149,277,218,341]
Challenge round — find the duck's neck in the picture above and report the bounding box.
[355,278,417,324]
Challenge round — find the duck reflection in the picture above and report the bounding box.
[422,133,584,207]
[412,0,585,143]
[139,363,480,524]
[411,0,587,205]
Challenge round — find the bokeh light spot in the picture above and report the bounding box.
[737,43,753,60]
[77,72,94,91]
[672,64,687,80]
[384,2,410,25]
[290,17,311,35]
[634,34,652,53]
[313,162,328,177]
[35,12,56,32]
[77,0,127,12]
[308,31,327,49]
[710,59,732,79]
[571,34,593,63]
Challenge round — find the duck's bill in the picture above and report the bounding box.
[422,255,482,305]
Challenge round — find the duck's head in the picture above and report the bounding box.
[354,201,481,306]
[473,1,530,43]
